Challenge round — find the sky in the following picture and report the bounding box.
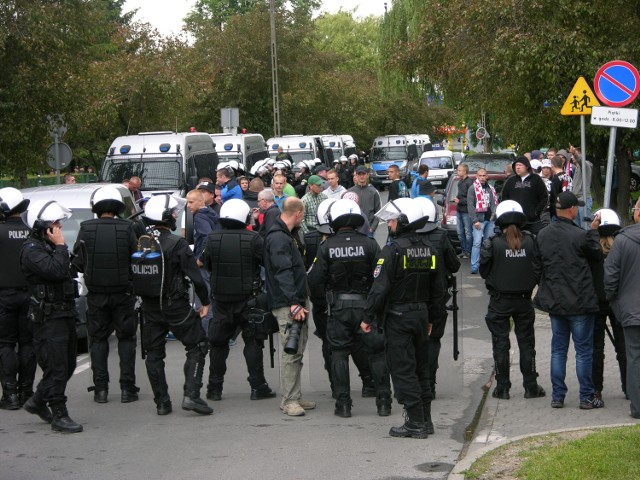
[123,1,389,37]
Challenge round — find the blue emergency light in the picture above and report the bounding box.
[159,143,171,153]
[120,145,131,154]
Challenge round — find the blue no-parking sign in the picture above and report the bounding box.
[593,60,640,107]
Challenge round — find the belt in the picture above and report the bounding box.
[494,292,531,299]
[336,293,367,301]
[388,302,427,313]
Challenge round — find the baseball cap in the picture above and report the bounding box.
[419,181,436,195]
[555,191,585,209]
[530,159,542,170]
[307,175,323,186]
[197,181,216,193]
[541,159,552,168]
[355,166,368,174]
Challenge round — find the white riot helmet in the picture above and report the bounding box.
[375,198,426,233]
[0,187,30,216]
[143,194,186,231]
[594,208,621,236]
[25,199,72,236]
[316,198,338,234]
[90,185,125,216]
[413,197,437,222]
[219,198,251,229]
[348,154,358,161]
[327,198,364,230]
[339,155,348,163]
[495,200,526,228]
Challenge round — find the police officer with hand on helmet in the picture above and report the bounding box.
[308,198,391,418]
[479,200,545,400]
[134,194,212,416]
[0,188,35,411]
[202,198,276,401]
[20,199,83,433]
[413,196,461,398]
[364,198,438,439]
[72,186,139,404]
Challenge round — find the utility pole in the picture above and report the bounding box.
[269,0,281,137]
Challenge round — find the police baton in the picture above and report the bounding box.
[446,274,460,361]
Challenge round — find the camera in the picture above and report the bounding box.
[284,321,303,355]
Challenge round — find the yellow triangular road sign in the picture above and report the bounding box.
[561,77,601,116]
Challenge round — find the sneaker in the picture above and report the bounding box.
[524,385,546,399]
[299,400,316,410]
[470,270,478,275]
[457,252,466,258]
[463,252,470,259]
[579,395,605,410]
[492,386,510,400]
[551,398,565,408]
[282,402,305,416]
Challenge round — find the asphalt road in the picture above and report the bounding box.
[0,191,495,480]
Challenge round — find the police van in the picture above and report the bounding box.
[322,134,358,159]
[266,135,334,166]
[99,131,219,197]
[369,135,422,189]
[211,133,268,172]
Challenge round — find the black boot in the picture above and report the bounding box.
[93,389,108,404]
[376,395,392,417]
[0,382,20,410]
[156,400,172,416]
[389,408,428,439]
[121,386,140,403]
[18,383,34,407]
[182,393,213,415]
[361,376,376,398]
[23,392,52,423]
[423,401,434,435]
[524,384,546,399]
[50,404,83,433]
[250,383,277,400]
[334,399,352,418]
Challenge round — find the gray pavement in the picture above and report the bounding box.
[450,306,639,479]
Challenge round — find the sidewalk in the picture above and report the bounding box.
[450,309,639,479]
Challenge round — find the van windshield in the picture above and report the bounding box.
[218,153,243,163]
[99,154,182,190]
[371,146,407,162]
[420,156,453,169]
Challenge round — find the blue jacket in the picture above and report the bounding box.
[221,179,243,203]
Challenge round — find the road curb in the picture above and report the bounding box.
[447,423,636,479]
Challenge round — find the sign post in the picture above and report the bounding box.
[593,61,640,208]
[561,77,599,227]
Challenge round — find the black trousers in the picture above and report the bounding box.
[141,298,207,405]
[593,311,626,394]
[326,299,390,402]
[427,302,448,389]
[32,309,78,407]
[0,288,36,392]
[484,295,538,390]
[86,291,137,391]
[207,299,267,391]
[384,306,431,421]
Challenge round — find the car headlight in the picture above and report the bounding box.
[445,215,457,225]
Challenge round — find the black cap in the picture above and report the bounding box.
[419,181,436,195]
[355,166,368,174]
[512,156,531,172]
[197,182,216,193]
[555,191,585,209]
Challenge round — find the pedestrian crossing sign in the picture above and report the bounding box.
[561,77,601,115]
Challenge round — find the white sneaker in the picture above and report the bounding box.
[282,403,305,416]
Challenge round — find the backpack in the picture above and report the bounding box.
[131,232,179,298]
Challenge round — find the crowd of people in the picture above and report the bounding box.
[1,145,639,440]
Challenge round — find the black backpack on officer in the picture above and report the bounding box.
[131,231,179,298]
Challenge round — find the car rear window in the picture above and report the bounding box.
[420,156,453,169]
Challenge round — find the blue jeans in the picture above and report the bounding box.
[550,314,596,401]
[456,212,472,254]
[470,220,494,272]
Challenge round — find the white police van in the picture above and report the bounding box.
[266,135,334,166]
[322,134,358,159]
[418,150,456,188]
[211,133,268,172]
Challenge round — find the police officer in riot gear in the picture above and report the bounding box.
[136,194,212,416]
[202,199,276,401]
[72,186,139,404]
[414,197,461,398]
[0,188,35,410]
[20,200,82,433]
[364,198,437,439]
[308,198,391,418]
[479,200,545,400]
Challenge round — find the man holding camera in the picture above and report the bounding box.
[264,197,315,416]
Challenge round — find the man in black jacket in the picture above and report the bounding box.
[264,197,315,416]
[501,156,549,235]
[534,192,603,410]
[256,190,279,239]
[454,164,474,258]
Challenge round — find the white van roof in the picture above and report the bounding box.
[420,150,453,159]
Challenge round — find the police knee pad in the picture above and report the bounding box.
[187,340,209,358]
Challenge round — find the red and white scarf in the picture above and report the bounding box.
[473,179,498,212]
